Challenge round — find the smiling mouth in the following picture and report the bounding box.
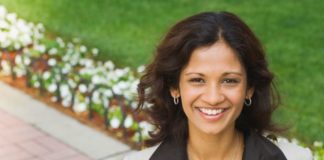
[197,107,228,116]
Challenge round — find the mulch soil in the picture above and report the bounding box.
[0,75,140,149]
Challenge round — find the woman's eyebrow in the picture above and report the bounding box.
[184,72,204,76]
[223,71,243,76]
[185,71,243,76]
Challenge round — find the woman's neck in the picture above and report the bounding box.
[187,127,243,160]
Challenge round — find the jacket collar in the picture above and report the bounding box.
[150,137,188,160]
[150,131,287,160]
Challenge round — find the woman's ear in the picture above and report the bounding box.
[170,87,180,98]
[246,87,255,99]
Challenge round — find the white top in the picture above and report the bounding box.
[123,138,313,160]
[123,145,159,160]
[275,138,313,160]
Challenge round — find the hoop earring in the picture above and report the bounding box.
[244,98,252,106]
[173,97,179,105]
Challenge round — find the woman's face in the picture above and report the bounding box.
[171,41,253,136]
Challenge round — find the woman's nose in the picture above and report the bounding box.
[201,84,225,106]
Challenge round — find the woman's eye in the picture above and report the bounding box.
[223,78,239,84]
[189,78,205,83]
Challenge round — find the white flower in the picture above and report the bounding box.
[51,96,57,102]
[68,79,77,88]
[15,55,22,65]
[124,115,133,128]
[62,98,71,107]
[131,79,139,92]
[42,71,51,80]
[60,84,70,97]
[23,47,30,53]
[79,58,86,66]
[0,20,9,29]
[132,132,140,142]
[17,19,31,34]
[104,89,113,98]
[8,27,19,40]
[23,57,31,65]
[14,42,21,50]
[1,39,10,48]
[0,32,7,45]
[33,31,44,40]
[0,61,10,75]
[78,84,87,93]
[48,83,57,93]
[19,34,32,46]
[124,91,134,101]
[80,45,87,53]
[62,64,71,74]
[131,102,138,109]
[34,44,46,53]
[139,121,154,138]
[34,81,40,88]
[143,102,153,109]
[104,61,114,70]
[313,141,323,148]
[56,37,65,48]
[36,23,45,32]
[13,67,25,77]
[84,59,93,68]
[62,55,69,62]
[67,42,74,48]
[91,75,101,84]
[117,81,129,90]
[103,98,110,108]
[48,48,58,55]
[47,58,57,66]
[0,5,7,19]
[73,102,87,113]
[92,91,101,104]
[91,48,99,56]
[6,13,17,23]
[79,68,86,75]
[137,65,145,73]
[55,74,61,81]
[110,117,120,129]
[85,97,90,104]
[112,85,122,95]
[114,68,127,79]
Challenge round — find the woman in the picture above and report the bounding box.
[125,11,312,160]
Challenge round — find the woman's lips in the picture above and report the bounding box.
[196,107,228,121]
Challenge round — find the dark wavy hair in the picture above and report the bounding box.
[138,11,281,146]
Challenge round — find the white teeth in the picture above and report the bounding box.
[199,108,224,115]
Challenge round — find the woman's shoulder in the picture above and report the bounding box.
[274,137,313,160]
[246,131,313,160]
[123,145,159,160]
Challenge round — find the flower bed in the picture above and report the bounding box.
[0,5,323,157]
[0,5,152,149]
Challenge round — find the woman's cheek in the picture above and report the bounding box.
[223,86,246,103]
[181,85,202,106]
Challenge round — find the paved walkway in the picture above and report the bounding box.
[0,81,133,160]
[0,109,90,160]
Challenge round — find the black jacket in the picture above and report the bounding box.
[150,131,287,160]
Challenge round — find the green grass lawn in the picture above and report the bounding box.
[1,0,323,144]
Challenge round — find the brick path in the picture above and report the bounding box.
[0,109,91,160]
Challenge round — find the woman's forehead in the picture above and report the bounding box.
[182,42,245,74]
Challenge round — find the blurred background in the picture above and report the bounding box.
[0,0,323,146]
